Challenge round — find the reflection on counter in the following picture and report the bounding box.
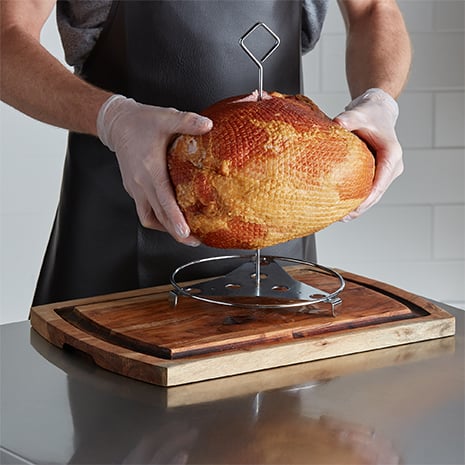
[28,327,458,464]
[65,378,401,464]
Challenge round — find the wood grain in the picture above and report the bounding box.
[30,267,456,387]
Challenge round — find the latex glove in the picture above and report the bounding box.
[334,88,403,221]
[97,95,212,246]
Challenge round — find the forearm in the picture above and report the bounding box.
[339,0,412,99]
[1,26,112,135]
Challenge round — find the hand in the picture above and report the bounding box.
[334,88,403,222]
[319,415,401,465]
[97,95,213,246]
[121,420,197,465]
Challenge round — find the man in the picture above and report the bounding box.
[1,0,411,305]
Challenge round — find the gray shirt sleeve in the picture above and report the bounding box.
[301,0,329,54]
[56,0,112,74]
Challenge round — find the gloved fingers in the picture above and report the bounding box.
[145,166,201,246]
[145,110,210,244]
[127,182,163,229]
[334,88,399,151]
[341,187,382,222]
[341,145,404,222]
[135,198,167,232]
[333,89,403,222]
[131,171,201,246]
[334,108,395,151]
[167,108,213,135]
[127,107,210,243]
[334,108,369,133]
[97,96,211,245]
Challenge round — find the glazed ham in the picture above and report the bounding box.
[168,92,374,249]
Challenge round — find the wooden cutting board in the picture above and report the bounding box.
[30,267,455,387]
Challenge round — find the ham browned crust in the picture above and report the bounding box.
[168,92,374,249]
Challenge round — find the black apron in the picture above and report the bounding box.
[33,0,317,306]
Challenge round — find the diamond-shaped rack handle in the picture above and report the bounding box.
[239,22,280,100]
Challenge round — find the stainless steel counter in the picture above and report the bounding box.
[1,303,464,465]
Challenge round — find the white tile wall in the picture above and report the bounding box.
[302,41,321,93]
[380,148,464,204]
[1,1,464,323]
[433,1,465,31]
[434,92,465,147]
[1,110,66,216]
[320,34,348,93]
[433,205,465,260]
[400,1,434,32]
[407,32,465,90]
[304,0,465,310]
[1,12,67,324]
[329,260,465,304]
[397,93,434,148]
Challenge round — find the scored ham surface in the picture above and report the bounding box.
[168,91,374,249]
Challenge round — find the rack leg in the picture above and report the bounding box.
[255,249,261,289]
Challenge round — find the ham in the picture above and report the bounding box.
[168,92,374,249]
